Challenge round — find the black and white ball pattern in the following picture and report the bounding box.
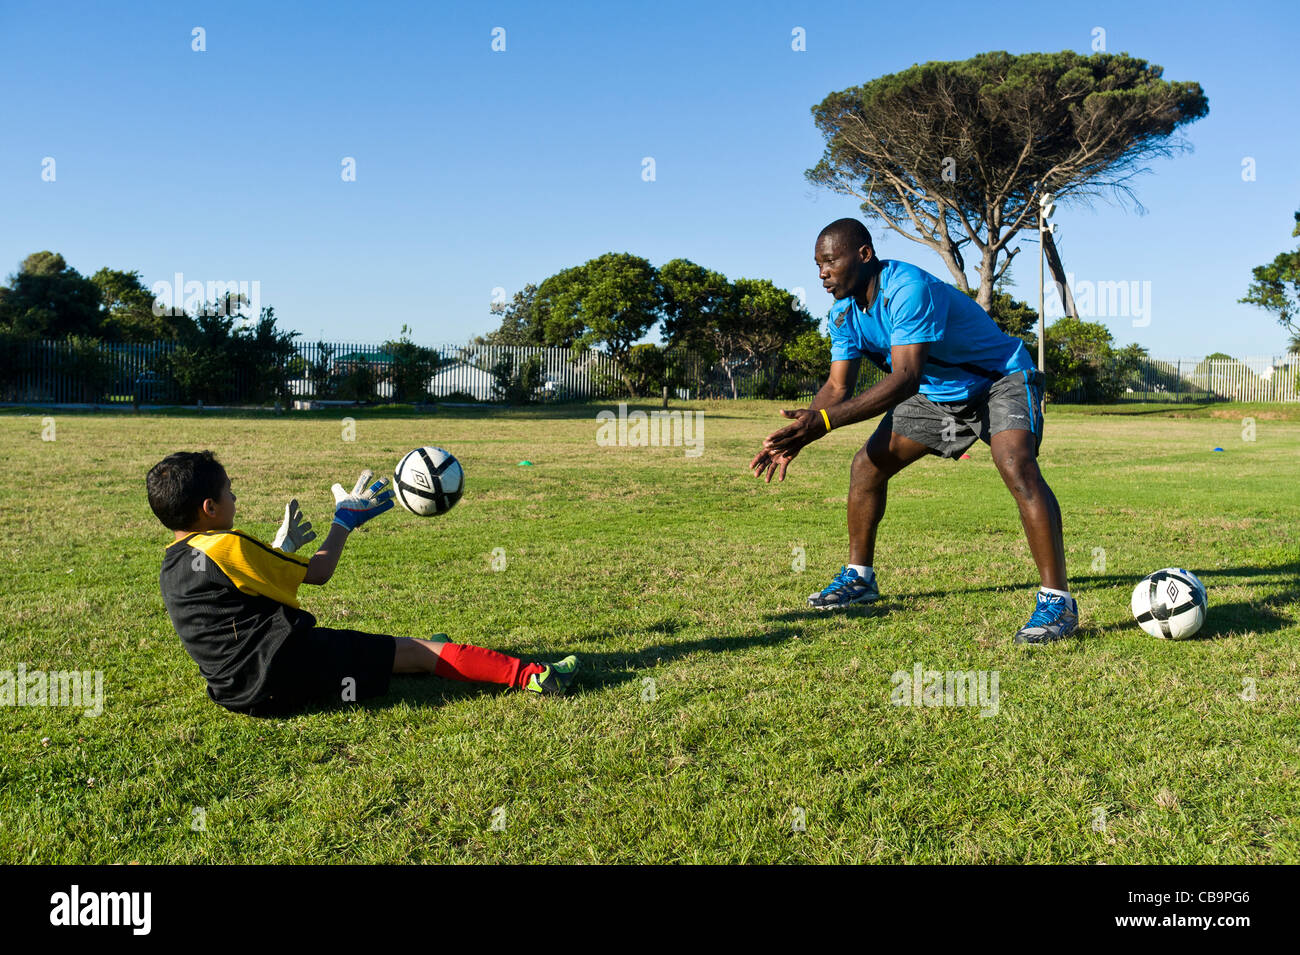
[394,446,464,517]
[1131,567,1207,640]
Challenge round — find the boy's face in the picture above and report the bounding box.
[201,473,237,529]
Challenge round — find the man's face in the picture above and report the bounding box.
[815,234,874,300]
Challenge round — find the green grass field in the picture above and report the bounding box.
[2,400,1298,863]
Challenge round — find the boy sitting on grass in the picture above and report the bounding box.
[146,450,578,717]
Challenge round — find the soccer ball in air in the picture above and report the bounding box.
[1131,568,1207,640]
[393,447,464,517]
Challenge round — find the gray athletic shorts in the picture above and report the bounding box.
[881,369,1045,459]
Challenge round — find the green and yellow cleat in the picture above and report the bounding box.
[524,655,579,696]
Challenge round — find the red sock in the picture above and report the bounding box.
[433,643,543,689]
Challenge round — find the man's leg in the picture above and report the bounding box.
[809,421,932,609]
[989,428,1067,590]
[990,426,1079,643]
[848,422,933,566]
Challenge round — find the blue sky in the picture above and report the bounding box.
[3,0,1297,358]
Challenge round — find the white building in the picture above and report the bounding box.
[427,361,498,401]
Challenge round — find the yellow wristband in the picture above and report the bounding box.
[820,408,832,432]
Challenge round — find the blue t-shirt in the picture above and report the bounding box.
[827,260,1035,401]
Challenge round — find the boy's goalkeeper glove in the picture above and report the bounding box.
[272,498,317,553]
[331,469,395,531]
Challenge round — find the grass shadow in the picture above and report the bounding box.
[546,622,811,691]
[903,563,1298,639]
[274,617,808,716]
[1190,599,1295,640]
[761,601,898,625]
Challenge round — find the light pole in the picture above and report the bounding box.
[1037,191,1056,376]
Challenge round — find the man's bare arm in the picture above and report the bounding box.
[809,358,860,412]
[821,342,930,430]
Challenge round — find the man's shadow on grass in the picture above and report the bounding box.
[758,601,899,627]
[897,562,1298,640]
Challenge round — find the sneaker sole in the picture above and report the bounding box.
[1014,626,1080,645]
[807,593,881,611]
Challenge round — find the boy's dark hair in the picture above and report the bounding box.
[147,450,227,530]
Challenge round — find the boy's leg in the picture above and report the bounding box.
[248,629,578,715]
[393,635,529,685]
[393,636,577,694]
[392,634,449,673]
[255,626,398,713]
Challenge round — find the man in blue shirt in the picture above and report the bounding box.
[751,218,1077,643]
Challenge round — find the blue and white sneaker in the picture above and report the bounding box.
[807,566,880,610]
[1014,592,1080,644]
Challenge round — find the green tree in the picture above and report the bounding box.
[60,336,118,402]
[162,304,298,404]
[616,342,696,398]
[782,326,833,386]
[1112,342,1150,393]
[658,259,734,345]
[476,284,544,345]
[660,260,814,398]
[658,258,736,395]
[382,325,447,403]
[90,268,177,342]
[731,278,818,398]
[306,341,336,399]
[1044,317,1113,400]
[807,51,1208,312]
[1044,316,1147,402]
[0,252,103,338]
[488,352,545,404]
[335,358,377,403]
[534,253,660,365]
[1240,210,1300,353]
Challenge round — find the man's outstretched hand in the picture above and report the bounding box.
[751,408,822,483]
[750,447,798,483]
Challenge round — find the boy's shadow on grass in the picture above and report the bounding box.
[308,617,809,715]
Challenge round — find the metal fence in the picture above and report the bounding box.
[0,339,633,405]
[291,342,628,402]
[1,338,1297,405]
[1060,356,1300,404]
